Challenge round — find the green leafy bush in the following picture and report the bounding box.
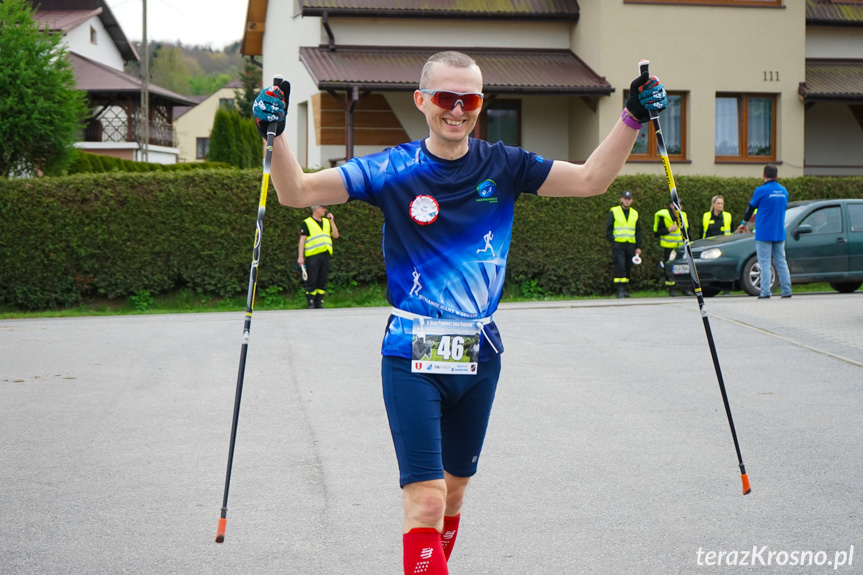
[0,170,860,310]
[66,150,232,174]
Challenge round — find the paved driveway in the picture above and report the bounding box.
[1,293,861,574]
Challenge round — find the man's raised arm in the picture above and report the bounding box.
[253,80,349,208]
[538,71,666,198]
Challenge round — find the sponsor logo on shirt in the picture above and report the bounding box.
[476,179,498,203]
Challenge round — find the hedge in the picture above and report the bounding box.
[0,169,861,310]
[67,151,232,174]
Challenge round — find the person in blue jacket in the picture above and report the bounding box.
[736,164,792,298]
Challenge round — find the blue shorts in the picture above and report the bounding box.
[381,354,501,487]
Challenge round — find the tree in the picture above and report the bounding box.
[207,108,239,166]
[0,0,89,177]
[240,115,262,169]
[124,41,243,97]
[235,58,262,119]
[189,73,232,96]
[207,107,262,169]
[150,45,198,96]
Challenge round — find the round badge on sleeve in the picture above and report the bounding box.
[410,195,439,225]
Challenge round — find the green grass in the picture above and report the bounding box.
[0,283,392,320]
[0,282,839,320]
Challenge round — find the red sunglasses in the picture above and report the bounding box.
[420,89,484,111]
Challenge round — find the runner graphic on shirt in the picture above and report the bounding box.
[476,230,495,257]
[409,267,422,297]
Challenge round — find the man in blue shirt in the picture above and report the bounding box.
[254,51,666,574]
[736,164,792,298]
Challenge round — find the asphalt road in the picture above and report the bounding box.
[1,293,861,574]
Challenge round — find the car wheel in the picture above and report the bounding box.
[700,287,721,298]
[829,281,862,294]
[740,256,777,297]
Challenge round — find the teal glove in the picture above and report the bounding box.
[626,72,667,123]
[253,80,291,139]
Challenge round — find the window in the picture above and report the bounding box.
[848,204,863,233]
[478,100,521,146]
[715,94,776,162]
[625,0,782,6]
[628,92,687,161]
[196,138,210,159]
[90,25,97,44]
[801,207,842,234]
[219,98,235,111]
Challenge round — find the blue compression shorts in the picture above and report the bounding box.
[381,354,501,487]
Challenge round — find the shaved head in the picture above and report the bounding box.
[419,51,482,90]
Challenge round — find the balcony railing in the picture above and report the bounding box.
[84,117,178,149]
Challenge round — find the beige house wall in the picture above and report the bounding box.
[175,87,237,163]
[568,97,601,164]
[327,19,571,50]
[264,3,329,168]
[574,0,806,177]
[804,27,863,175]
[520,96,571,161]
[262,2,809,177]
[262,10,575,168]
[805,103,863,176]
[806,27,863,58]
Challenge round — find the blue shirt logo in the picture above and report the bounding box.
[476,179,497,198]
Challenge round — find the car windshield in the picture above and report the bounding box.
[785,205,808,226]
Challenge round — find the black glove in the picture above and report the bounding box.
[625,72,667,124]
[252,79,291,139]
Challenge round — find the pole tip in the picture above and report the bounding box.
[215,518,227,543]
[741,474,751,495]
[638,59,650,75]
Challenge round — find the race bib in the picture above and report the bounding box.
[410,318,480,375]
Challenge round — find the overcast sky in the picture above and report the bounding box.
[105,0,247,49]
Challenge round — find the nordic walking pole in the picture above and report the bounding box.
[639,60,751,495]
[216,75,288,543]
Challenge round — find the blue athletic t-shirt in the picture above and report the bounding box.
[750,180,788,242]
[338,138,553,361]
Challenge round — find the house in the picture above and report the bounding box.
[240,0,863,177]
[801,0,863,176]
[34,0,197,164]
[174,80,244,163]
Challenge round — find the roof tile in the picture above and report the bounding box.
[299,0,579,20]
[806,0,863,27]
[69,52,198,106]
[799,59,863,102]
[299,46,611,94]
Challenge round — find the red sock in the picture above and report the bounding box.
[403,527,449,574]
[440,514,461,560]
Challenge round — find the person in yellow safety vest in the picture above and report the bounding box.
[702,195,733,238]
[606,190,642,299]
[298,205,339,308]
[653,200,692,297]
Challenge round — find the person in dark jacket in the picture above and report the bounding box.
[702,195,733,238]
